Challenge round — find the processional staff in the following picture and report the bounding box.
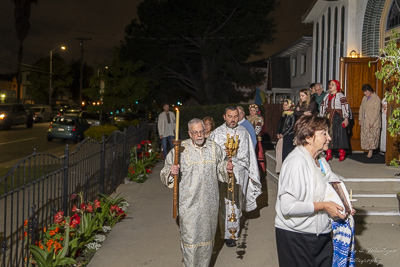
[172,108,180,218]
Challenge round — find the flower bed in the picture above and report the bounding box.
[126,140,160,183]
[26,193,128,266]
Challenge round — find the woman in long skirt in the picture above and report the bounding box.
[359,84,381,158]
[319,80,351,162]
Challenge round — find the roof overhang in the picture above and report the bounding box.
[274,36,313,57]
[302,0,340,24]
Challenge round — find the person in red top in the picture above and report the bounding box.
[318,80,350,162]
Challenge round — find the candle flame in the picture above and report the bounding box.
[176,108,179,111]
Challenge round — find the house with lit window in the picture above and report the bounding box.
[295,0,400,222]
[302,0,400,90]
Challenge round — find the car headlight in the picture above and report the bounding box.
[0,113,5,119]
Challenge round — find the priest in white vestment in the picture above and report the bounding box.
[209,107,262,247]
[160,118,232,267]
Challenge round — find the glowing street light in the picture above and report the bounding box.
[49,46,66,106]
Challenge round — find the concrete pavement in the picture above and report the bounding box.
[88,157,400,267]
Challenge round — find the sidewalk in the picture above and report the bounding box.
[88,158,400,267]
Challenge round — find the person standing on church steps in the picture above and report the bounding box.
[160,118,232,267]
[157,103,176,159]
[210,107,261,248]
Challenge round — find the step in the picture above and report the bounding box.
[351,194,398,209]
[353,206,400,224]
[343,178,400,192]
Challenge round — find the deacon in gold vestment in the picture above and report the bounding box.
[160,118,232,267]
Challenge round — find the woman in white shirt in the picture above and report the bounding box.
[275,115,355,267]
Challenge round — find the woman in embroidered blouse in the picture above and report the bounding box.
[359,84,381,158]
[202,116,215,138]
[319,80,351,162]
[294,88,317,118]
[275,115,356,267]
[247,104,265,171]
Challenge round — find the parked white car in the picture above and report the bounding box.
[29,105,52,122]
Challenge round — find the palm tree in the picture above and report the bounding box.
[13,0,38,102]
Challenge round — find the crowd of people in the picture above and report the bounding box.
[275,80,387,167]
[157,90,364,265]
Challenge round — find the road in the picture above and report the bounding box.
[0,122,75,164]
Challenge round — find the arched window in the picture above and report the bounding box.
[387,0,400,30]
[340,6,345,58]
[315,22,319,82]
[327,8,331,81]
[321,15,325,83]
[333,7,338,78]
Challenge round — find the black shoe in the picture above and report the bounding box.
[225,239,237,247]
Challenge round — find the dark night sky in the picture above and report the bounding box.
[0,0,313,74]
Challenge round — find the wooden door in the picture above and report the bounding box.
[339,57,384,152]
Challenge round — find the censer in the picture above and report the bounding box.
[225,133,239,239]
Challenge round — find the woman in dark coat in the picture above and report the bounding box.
[294,88,318,118]
[275,99,296,173]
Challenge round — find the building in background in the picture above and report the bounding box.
[302,0,400,90]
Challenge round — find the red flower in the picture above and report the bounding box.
[24,219,28,227]
[70,194,77,200]
[137,144,141,149]
[71,205,78,213]
[54,211,64,224]
[86,204,93,213]
[141,140,146,145]
[93,199,101,209]
[70,214,81,228]
[80,203,86,211]
[110,205,126,220]
[146,169,150,173]
[145,152,150,157]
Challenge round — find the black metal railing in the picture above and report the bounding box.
[0,122,149,267]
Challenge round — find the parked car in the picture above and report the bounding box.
[0,103,33,130]
[79,111,110,126]
[47,115,90,143]
[112,112,140,123]
[29,105,52,122]
[63,109,81,117]
[52,106,66,118]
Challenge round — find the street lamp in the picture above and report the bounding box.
[49,46,66,106]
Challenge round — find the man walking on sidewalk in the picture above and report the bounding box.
[160,118,232,267]
[158,103,176,159]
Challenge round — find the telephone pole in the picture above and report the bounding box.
[74,37,91,108]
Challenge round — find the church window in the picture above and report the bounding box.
[387,0,400,30]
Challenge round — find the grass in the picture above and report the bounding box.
[0,164,63,196]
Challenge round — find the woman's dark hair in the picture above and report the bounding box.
[294,115,331,146]
[362,84,374,93]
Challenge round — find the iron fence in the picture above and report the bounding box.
[0,122,149,267]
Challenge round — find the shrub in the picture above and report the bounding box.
[115,119,141,131]
[84,125,118,142]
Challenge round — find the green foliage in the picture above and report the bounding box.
[374,30,400,166]
[27,54,73,104]
[83,51,156,111]
[98,193,129,227]
[121,0,276,104]
[115,119,141,131]
[127,140,159,183]
[29,217,76,267]
[28,193,128,266]
[178,103,264,139]
[84,125,118,142]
